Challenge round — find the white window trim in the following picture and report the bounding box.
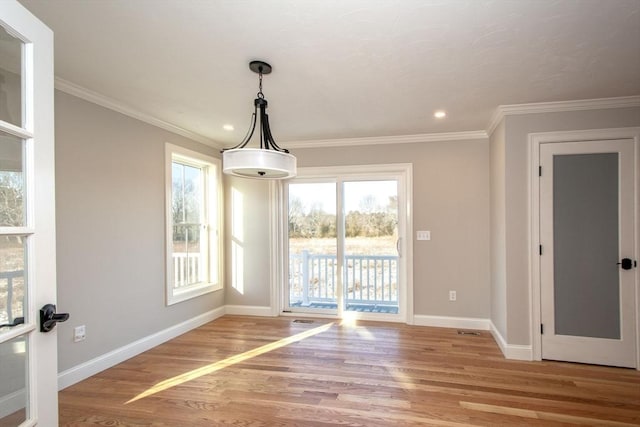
[165,143,223,305]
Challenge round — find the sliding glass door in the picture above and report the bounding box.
[288,182,338,314]
[283,165,409,322]
[344,180,398,314]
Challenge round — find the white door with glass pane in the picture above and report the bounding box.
[284,165,410,322]
[0,1,58,425]
[540,139,637,368]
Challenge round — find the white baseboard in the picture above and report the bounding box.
[57,306,226,390]
[225,305,275,317]
[413,315,490,330]
[490,321,533,361]
[0,389,25,419]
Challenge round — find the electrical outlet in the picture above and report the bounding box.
[74,325,86,342]
[449,290,457,301]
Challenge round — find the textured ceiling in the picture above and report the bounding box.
[17,0,640,147]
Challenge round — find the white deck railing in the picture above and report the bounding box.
[172,253,201,289]
[289,251,399,307]
[3,254,397,322]
[172,250,399,307]
[0,270,23,325]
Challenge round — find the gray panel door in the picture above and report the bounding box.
[540,139,636,368]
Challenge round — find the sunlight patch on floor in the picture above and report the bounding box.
[386,366,417,390]
[340,311,360,328]
[126,321,334,404]
[340,311,376,340]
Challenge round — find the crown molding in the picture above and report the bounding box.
[283,130,488,149]
[486,95,640,136]
[54,78,638,149]
[54,78,222,149]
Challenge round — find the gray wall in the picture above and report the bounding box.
[492,106,640,345]
[224,176,272,307]
[55,91,224,372]
[224,139,491,319]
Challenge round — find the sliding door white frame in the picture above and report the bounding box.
[270,163,413,323]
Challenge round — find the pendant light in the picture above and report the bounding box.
[221,61,296,179]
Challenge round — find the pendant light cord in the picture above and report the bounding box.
[257,67,264,99]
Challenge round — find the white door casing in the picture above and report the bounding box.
[275,164,413,324]
[530,129,639,369]
[0,1,57,425]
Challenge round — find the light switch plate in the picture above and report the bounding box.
[417,230,431,240]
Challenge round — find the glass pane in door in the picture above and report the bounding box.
[0,236,26,328]
[0,25,23,127]
[553,153,619,339]
[344,181,399,313]
[1,130,27,328]
[288,183,337,311]
[0,131,25,227]
[0,335,28,425]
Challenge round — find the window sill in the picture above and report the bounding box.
[166,282,223,306]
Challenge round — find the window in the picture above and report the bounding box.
[165,144,222,305]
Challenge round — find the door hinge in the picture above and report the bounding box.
[539,245,543,255]
[541,324,544,334]
[538,166,542,177]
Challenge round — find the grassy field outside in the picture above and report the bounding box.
[289,236,398,256]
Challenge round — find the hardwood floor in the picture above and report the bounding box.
[58,315,640,426]
[0,409,25,427]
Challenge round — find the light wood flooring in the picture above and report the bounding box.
[56,315,640,426]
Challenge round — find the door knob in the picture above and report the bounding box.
[40,304,70,332]
[617,258,634,270]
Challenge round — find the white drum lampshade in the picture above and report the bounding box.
[222,148,296,179]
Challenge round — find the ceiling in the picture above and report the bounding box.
[18,0,640,148]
